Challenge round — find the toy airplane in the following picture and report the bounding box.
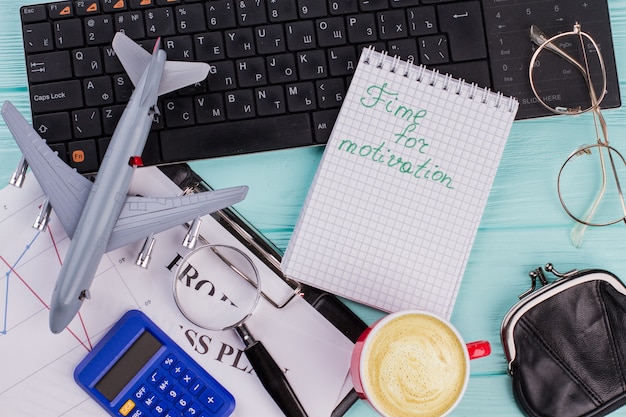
[1,32,248,334]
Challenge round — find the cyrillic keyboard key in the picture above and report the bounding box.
[23,23,54,53]
[159,114,313,161]
[72,47,103,77]
[84,76,115,107]
[30,80,83,113]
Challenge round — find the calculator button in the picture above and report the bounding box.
[170,363,185,378]
[152,402,167,416]
[130,408,148,417]
[189,380,205,396]
[148,369,163,385]
[200,389,224,413]
[179,370,195,387]
[175,394,192,410]
[162,354,177,369]
[143,393,158,409]
[119,399,136,416]
[157,377,172,393]
[166,385,182,403]
[134,385,150,400]
[184,403,201,417]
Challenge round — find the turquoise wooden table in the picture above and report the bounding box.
[2,1,626,416]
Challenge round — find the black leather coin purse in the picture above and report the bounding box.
[501,263,626,417]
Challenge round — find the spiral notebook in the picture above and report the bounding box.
[282,49,518,318]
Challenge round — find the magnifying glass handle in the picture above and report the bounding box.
[236,325,309,417]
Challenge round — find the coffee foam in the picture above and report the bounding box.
[362,314,467,417]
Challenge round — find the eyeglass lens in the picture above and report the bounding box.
[530,29,605,113]
[558,144,626,227]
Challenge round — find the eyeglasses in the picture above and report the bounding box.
[529,23,626,247]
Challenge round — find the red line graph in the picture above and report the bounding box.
[1,223,93,351]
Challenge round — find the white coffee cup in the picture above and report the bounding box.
[350,310,490,417]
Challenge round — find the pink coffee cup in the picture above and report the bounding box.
[351,310,490,417]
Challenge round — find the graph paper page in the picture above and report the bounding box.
[282,50,518,318]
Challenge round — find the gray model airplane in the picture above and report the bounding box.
[1,32,248,334]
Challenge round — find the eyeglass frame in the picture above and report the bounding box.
[528,22,626,246]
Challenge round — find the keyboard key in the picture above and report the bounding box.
[84,76,114,106]
[206,0,237,30]
[75,0,101,16]
[407,6,437,36]
[72,108,102,138]
[72,47,103,77]
[115,11,146,39]
[163,97,196,127]
[33,112,71,143]
[23,23,54,53]
[312,109,339,143]
[68,139,99,171]
[297,0,327,18]
[225,90,255,119]
[21,5,47,23]
[255,24,286,54]
[437,1,487,62]
[30,80,83,113]
[316,17,347,47]
[54,19,84,49]
[418,34,449,65]
[235,0,267,26]
[268,0,298,22]
[377,9,408,40]
[224,28,256,58]
[27,51,72,83]
[160,114,313,161]
[255,86,286,115]
[175,4,206,33]
[145,7,176,37]
[48,2,74,19]
[85,15,115,45]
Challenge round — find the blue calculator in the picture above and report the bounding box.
[75,310,236,417]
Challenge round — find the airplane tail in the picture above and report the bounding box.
[112,32,209,96]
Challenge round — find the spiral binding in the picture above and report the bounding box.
[363,46,518,113]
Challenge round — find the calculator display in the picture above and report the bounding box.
[95,331,162,401]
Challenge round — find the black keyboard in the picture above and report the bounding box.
[19,0,621,174]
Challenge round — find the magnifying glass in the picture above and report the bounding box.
[173,244,308,417]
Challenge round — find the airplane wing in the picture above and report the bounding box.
[105,186,249,252]
[112,32,209,96]
[1,101,92,238]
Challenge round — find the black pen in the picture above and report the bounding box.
[235,324,309,417]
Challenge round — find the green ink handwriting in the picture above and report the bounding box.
[338,139,453,189]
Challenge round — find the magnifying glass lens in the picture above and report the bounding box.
[173,245,261,330]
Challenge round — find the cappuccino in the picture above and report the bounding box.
[360,313,468,417]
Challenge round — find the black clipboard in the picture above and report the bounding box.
[159,164,366,417]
